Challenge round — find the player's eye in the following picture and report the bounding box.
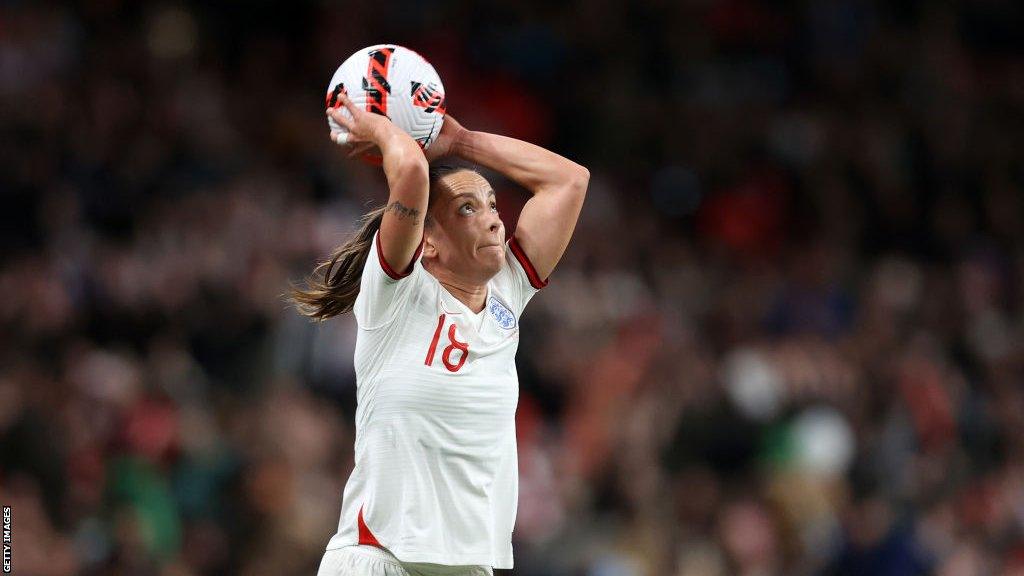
[459,203,474,215]
[490,202,498,212]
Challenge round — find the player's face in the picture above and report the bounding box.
[425,171,505,282]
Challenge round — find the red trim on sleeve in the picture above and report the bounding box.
[508,236,549,289]
[357,505,382,547]
[375,233,422,280]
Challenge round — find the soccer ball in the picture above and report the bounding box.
[325,44,446,150]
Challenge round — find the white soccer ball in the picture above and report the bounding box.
[325,44,446,150]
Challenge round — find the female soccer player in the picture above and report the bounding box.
[293,93,588,576]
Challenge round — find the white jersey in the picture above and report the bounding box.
[326,229,547,569]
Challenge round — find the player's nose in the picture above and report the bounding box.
[487,213,502,234]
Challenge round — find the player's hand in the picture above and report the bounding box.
[326,93,392,157]
[424,115,467,163]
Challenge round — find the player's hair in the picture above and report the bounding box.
[289,165,470,320]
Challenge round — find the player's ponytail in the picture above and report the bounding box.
[289,165,467,321]
[289,206,386,320]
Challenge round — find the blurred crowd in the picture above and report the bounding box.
[2,0,1024,575]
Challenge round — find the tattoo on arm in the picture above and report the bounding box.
[385,200,421,224]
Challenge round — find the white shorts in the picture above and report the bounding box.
[317,545,494,576]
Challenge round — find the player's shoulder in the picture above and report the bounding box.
[359,255,430,304]
[505,235,548,290]
[353,232,431,329]
[363,229,425,282]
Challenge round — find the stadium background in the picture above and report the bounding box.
[3,1,1024,574]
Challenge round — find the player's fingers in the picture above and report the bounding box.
[331,130,350,146]
[338,92,360,117]
[327,108,354,131]
[332,130,372,150]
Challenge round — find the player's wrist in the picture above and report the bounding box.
[376,122,421,153]
[449,127,477,160]
[369,118,400,144]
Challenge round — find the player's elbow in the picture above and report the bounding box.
[567,163,590,198]
[575,164,591,186]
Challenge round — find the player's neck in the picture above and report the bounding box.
[424,263,488,313]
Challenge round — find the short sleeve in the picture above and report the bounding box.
[353,229,423,329]
[494,235,548,316]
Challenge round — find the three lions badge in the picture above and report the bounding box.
[488,296,516,330]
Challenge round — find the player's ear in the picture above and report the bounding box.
[421,235,438,259]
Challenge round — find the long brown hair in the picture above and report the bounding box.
[289,165,467,321]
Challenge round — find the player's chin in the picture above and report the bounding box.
[477,247,504,273]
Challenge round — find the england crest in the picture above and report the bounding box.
[487,296,516,330]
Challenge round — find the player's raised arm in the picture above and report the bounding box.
[328,93,428,273]
[436,118,589,282]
